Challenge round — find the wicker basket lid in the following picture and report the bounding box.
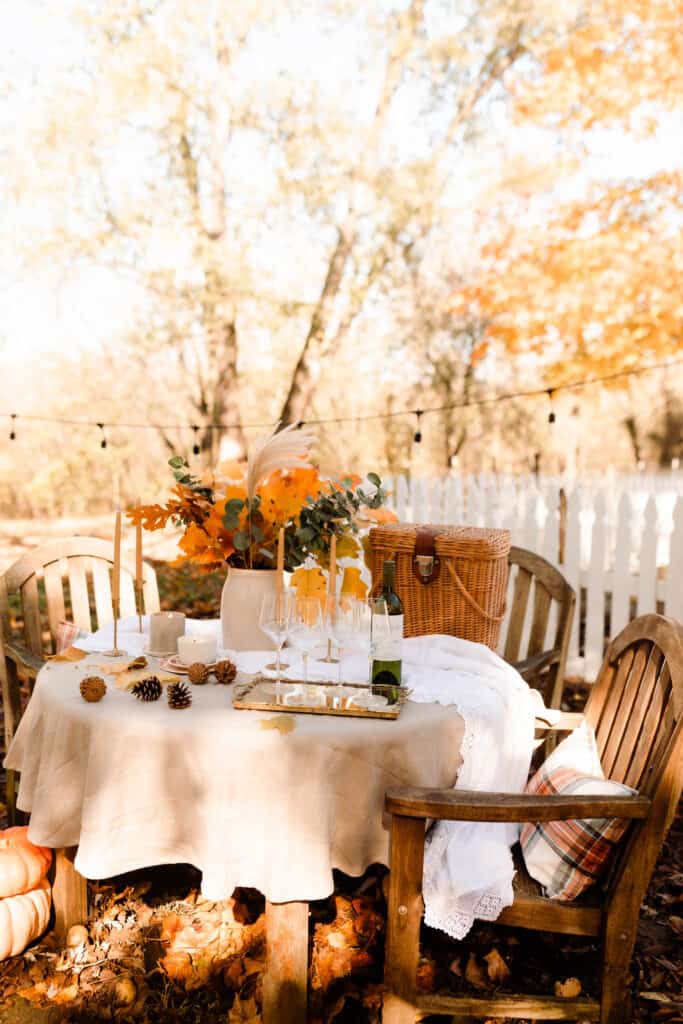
[368,522,510,561]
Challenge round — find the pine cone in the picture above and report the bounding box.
[80,676,106,703]
[131,675,162,702]
[214,659,237,685]
[188,662,210,685]
[167,681,192,709]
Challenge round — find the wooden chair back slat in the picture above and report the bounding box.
[622,663,668,790]
[21,576,44,656]
[607,647,663,784]
[119,570,137,618]
[67,556,93,634]
[91,559,114,629]
[43,560,67,652]
[586,648,634,741]
[527,581,552,657]
[503,567,532,663]
[598,642,654,776]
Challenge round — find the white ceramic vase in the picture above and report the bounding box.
[220,567,278,651]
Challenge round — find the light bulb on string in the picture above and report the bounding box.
[9,414,16,441]
[547,389,556,425]
[413,410,423,444]
[192,425,200,456]
[97,423,107,449]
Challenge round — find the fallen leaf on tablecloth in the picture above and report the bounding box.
[259,716,296,735]
[555,977,582,998]
[98,662,135,675]
[340,567,368,599]
[290,566,327,599]
[115,669,179,691]
[484,947,511,984]
[51,646,88,662]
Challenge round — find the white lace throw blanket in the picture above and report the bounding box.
[401,635,536,939]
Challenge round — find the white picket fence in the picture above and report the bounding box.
[384,472,683,682]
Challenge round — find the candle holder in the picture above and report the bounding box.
[317,638,339,664]
[103,600,127,657]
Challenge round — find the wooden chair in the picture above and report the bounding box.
[383,613,683,1024]
[1,536,160,824]
[502,546,575,709]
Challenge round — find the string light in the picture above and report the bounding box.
[192,425,200,456]
[1,356,681,438]
[547,389,556,424]
[9,414,16,441]
[97,423,107,449]
[413,410,423,444]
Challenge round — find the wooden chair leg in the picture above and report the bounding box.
[52,847,88,938]
[383,816,425,1024]
[600,923,636,1024]
[2,654,22,823]
[262,899,308,1024]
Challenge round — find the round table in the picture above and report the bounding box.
[6,652,465,904]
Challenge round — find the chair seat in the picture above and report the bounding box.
[496,846,603,936]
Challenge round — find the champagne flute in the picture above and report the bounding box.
[327,596,362,687]
[288,596,325,687]
[259,592,292,688]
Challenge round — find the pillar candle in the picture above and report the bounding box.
[148,612,186,655]
[111,507,121,604]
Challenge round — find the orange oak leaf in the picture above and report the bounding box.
[340,567,368,599]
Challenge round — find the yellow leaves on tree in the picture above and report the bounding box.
[340,567,368,600]
[290,566,327,599]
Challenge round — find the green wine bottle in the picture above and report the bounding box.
[371,560,403,695]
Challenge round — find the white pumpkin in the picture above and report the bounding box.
[0,878,51,959]
[0,827,52,899]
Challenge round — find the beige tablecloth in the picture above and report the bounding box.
[5,655,464,902]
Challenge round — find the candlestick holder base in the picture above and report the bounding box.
[316,640,339,664]
[102,647,127,658]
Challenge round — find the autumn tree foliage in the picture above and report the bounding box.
[453,0,683,382]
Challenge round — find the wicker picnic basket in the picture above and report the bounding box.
[368,523,511,649]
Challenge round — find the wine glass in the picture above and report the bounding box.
[288,597,325,687]
[259,591,292,686]
[326,597,365,686]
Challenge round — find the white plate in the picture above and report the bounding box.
[161,655,217,675]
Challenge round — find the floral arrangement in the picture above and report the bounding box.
[128,425,396,573]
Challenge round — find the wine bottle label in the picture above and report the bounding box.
[371,614,403,662]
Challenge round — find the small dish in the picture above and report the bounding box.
[161,654,217,675]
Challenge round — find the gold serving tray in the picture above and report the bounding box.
[233,675,408,720]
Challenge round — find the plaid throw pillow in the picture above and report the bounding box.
[520,723,636,901]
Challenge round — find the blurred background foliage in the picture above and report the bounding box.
[0,0,681,516]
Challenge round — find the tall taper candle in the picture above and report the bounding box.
[328,533,337,596]
[135,500,143,592]
[135,498,143,630]
[276,528,285,594]
[112,506,121,603]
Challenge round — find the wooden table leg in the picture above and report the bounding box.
[262,899,309,1024]
[52,847,88,937]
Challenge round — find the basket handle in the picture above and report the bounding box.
[443,561,506,623]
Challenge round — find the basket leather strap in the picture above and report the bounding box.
[413,527,441,585]
[443,561,506,622]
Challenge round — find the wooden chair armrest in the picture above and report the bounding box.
[513,649,558,683]
[385,787,651,823]
[3,640,46,676]
[534,711,584,732]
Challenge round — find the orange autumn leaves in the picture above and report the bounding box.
[129,466,394,573]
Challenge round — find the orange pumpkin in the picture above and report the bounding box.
[0,878,51,959]
[0,827,52,899]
